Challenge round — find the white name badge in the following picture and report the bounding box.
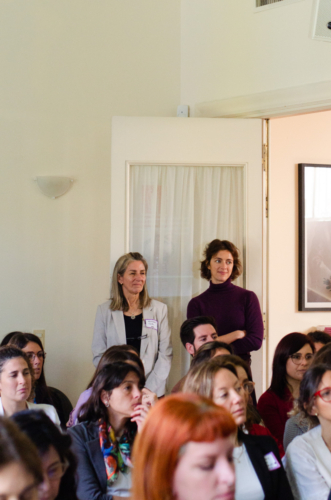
[144,319,158,330]
[264,452,281,471]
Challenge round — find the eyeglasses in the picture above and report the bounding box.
[43,461,69,481]
[235,385,243,395]
[242,381,255,394]
[26,352,46,362]
[313,387,331,403]
[289,353,314,365]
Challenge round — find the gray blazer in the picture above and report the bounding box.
[91,299,172,396]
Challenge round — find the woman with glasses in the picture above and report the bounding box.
[92,252,172,397]
[7,332,72,429]
[12,410,78,500]
[284,342,331,451]
[285,364,331,500]
[183,357,293,500]
[0,416,43,500]
[68,362,149,500]
[0,346,60,425]
[257,333,315,444]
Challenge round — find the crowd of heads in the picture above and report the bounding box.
[0,308,331,500]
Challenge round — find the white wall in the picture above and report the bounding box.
[268,110,331,378]
[181,0,331,112]
[0,0,180,403]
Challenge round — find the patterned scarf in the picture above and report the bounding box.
[98,419,134,485]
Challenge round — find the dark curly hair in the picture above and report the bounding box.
[200,239,242,281]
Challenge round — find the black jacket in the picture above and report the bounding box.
[69,421,109,500]
[68,420,136,500]
[239,431,293,500]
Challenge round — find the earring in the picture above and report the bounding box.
[315,412,318,417]
[105,402,109,408]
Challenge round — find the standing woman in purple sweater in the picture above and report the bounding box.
[187,239,263,365]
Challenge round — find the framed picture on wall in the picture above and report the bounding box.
[299,163,331,311]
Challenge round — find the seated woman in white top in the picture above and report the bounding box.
[286,363,331,500]
[183,357,293,500]
[0,345,60,425]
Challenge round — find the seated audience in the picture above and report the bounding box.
[172,316,227,393]
[0,416,43,500]
[0,346,60,425]
[131,393,236,500]
[12,410,78,500]
[7,332,72,429]
[67,344,154,427]
[184,357,293,500]
[218,354,284,456]
[307,330,331,352]
[257,332,314,443]
[69,362,148,499]
[286,364,331,500]
[284,342,331,450]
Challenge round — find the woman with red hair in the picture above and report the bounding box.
[131,393,236,500]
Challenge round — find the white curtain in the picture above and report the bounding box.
[129,164,245,391]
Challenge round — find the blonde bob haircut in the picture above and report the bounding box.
[183,357,238,399]
[110,252,152,312]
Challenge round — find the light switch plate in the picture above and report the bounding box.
[33,330,45,347]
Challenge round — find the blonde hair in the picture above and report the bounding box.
[110,252,152,311]
[183,358,238,398]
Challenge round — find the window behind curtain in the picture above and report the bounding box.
[129,164,245,391]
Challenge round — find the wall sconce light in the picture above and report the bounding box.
[34,176,74,199]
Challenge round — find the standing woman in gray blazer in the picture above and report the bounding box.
[92,252,172,397]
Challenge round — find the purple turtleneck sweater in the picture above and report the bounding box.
[187,278,263,362]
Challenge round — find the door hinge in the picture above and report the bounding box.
[263,312,267,339]
[263,142,268,218]
[262,143,268,172]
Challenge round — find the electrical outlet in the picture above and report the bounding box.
[33,330,45,347]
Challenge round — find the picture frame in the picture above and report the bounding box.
[299,163,331,311]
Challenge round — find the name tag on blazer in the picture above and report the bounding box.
[144,319,158,330]
[264,452,281,471]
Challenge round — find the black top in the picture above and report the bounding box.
[239,430,293,500]
[69,420,137,500]
[35,385,73,430]
[124,313,143,353]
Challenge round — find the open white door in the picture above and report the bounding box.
[111,117,266,396]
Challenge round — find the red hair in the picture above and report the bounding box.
[131,393,236,500]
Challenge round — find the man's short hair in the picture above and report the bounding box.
[307,330,331,346]
[180,316,217,348]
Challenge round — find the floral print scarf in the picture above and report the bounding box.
[98,419,134,485]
